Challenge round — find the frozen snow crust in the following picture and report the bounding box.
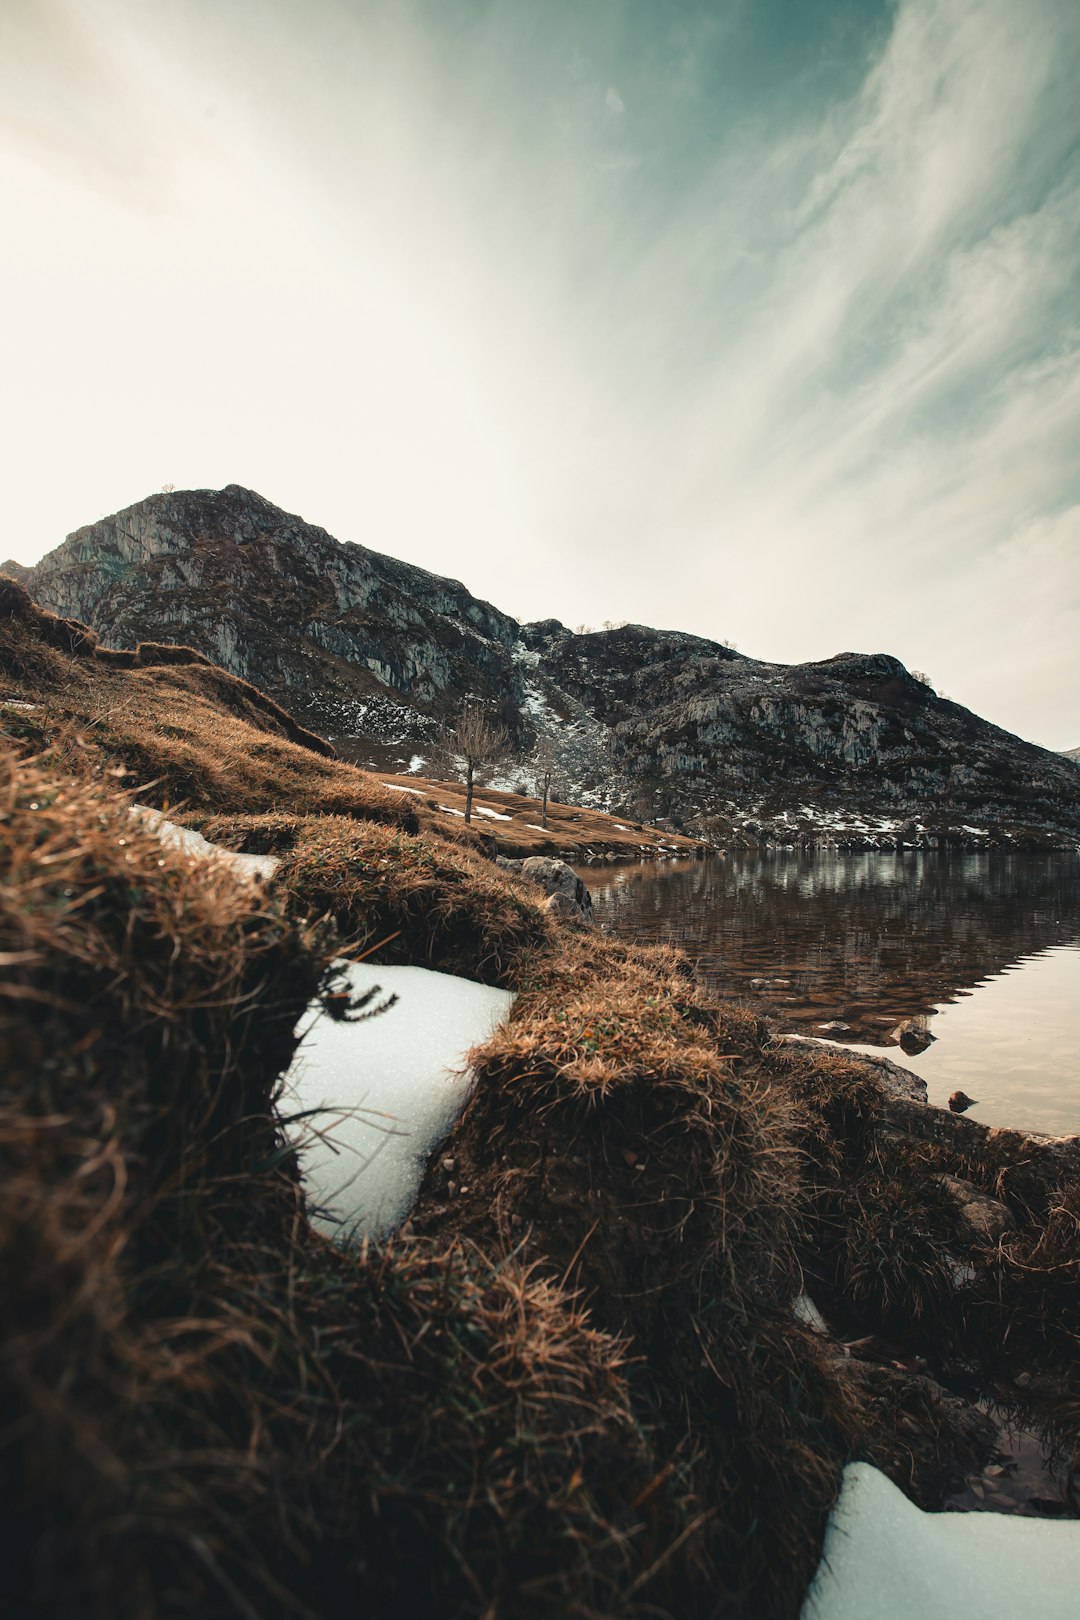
[803,1463,1080,1620]
[284,962,513,1236]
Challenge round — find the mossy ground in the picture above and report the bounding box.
[3,581,1079,1617]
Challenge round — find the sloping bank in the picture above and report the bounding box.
[3,587,1079,1618]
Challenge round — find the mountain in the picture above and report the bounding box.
[10,484,1080,848]
[1063,747,1080,767]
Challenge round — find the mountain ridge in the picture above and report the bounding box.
[10,484,1080,849]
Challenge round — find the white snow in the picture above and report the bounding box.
[801,1462,1080,1620]
[526,824,548,832]
[473,805,513,821]
[131,806,279,881]
[407,755,426,773]
[281,961,514,1238]
[511,641,541,669]
[437,804,466,817]
[521,680,549,717]
[383,782,424,795]
[792,1293,828,1334]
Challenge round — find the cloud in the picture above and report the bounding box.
[524,0,1080,745]
[2,0,1078,746]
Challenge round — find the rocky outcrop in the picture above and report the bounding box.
[12,485,1080,848]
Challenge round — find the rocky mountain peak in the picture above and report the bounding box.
[11,484,1080,849]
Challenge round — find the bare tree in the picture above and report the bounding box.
[446,700,510,824]
[531,732,560,828]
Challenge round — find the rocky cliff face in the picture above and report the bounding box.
[11,485,1080,848]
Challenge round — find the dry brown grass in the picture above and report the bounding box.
[376,771,707,859]
[0,747,719,1619]
[193,810,559,986]
[6,575,1077,1616]
[0,574,426,829]
[0,750,326,1614]
[1,573,707,861]
[409,944,864,1617]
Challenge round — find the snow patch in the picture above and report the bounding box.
[131,806,279,882]
[792,1294,828,1335]
[282,962,514,1237]
[801,1462,1080,1620]
[511,640,541,669]
[383,782,424,795]
[473,805,513,821]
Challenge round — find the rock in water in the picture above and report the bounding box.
[948,1090,979,1113]
[889,1015,935,1055]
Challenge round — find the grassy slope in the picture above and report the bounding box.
[0,574,703,863]
[374,771,706,859]
[3,577,1079,1619]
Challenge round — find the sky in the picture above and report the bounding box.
[2,0,1078,749]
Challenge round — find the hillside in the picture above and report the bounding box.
[11,484,1080,848]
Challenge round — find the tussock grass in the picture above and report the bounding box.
[196,811,558,985]
[0,748,713,1619]
[412,945,864,1616]
[0,752,326,1614]
[5,577,1078,1615]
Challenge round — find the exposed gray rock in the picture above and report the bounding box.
[813,1047,1080,1201]
[519,857,594,923]
[889,1015,935,1054]
[936,1174,1016,1245]
[13,484,1080,848]
[781,1037,929,1104]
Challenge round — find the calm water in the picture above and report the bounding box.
[576,852,1080,1136]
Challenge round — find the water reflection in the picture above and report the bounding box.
[577,852,1080,1133]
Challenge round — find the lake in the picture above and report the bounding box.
[575,851,1080,1137]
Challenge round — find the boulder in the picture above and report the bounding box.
[518,856,594,923]
[935,1174,1016,1245]
[889,1015,936,1055]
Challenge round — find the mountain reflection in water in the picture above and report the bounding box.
[576,852,1080,1135]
